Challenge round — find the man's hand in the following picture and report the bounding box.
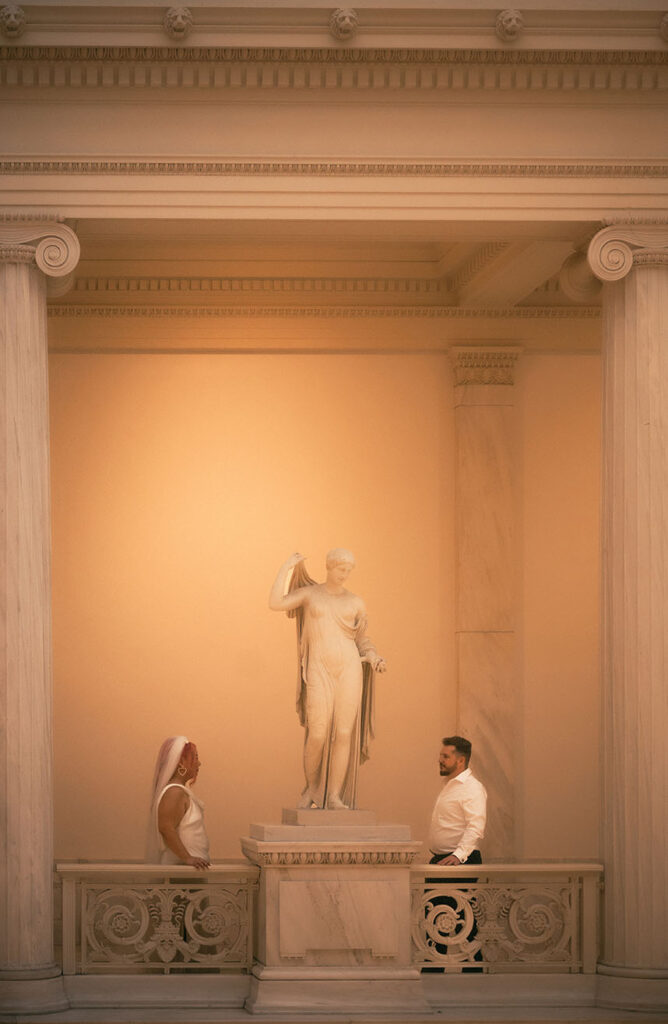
[440,854,462,866]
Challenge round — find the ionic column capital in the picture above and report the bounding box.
[0,219,80,283]
[587,223,668,282]
[450,346,522,387]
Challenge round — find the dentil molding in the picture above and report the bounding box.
[1,46,667,93]
[588,224,668,281]
[2,160,666,178]
[450,345,522,386]
[47,304,600,320]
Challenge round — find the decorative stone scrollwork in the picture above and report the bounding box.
[0,220,80,278]
[0,3,26,39]
[412,881,575,968]
[83,883,250,969]
[587,224,668,282]
[558,250,603,303]
[163,6,193,41]
[329,8,358,42]
[495,9,525,44]
[450,346,521,386]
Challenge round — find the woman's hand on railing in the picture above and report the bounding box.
[183,855,210,870]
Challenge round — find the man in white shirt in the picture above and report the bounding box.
[424,735,487,970]
[429,734,487,866]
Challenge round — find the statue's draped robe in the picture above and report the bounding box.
[288,563,376,808]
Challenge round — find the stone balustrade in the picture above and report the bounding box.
[411,862,602,974]
[55,861,600,979]
[56,862,259,975]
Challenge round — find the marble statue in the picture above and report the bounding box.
[269,550,386,810]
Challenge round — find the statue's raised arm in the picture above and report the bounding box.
[269,548,386,810]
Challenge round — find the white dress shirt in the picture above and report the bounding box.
[428,767,487,863]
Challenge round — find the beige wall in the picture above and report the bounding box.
[520,353,601,859]
[49,341,601,861]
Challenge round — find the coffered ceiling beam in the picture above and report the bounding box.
[454,240,575,307]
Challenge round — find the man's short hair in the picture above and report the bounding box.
[442,735,472,766]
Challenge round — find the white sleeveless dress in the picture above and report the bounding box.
[157,782,210,864]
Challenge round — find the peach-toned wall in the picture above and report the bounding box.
[49,345,601,861]
[49,351,454,859]
[520,353,601,859]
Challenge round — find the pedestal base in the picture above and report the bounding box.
[246,967,428,1015]
[242,817,423,1016]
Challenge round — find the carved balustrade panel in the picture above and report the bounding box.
[411,866,601,973]
[57,864,258,975]
[82,882,250,971]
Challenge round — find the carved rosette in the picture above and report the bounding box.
[0,219,80,295]
[450,346,521,386]
[587,224,668,282]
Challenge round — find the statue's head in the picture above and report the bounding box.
[326,547,355,570]
[495,8,524,43]
[0,4,26,39]
[163,5,193,40]
[329,7,358,42]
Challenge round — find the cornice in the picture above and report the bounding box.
[3,46,667,66]
[1,46,667,92]
[2,160,667,178]
[47,304,601,320]
[69,275,451,299]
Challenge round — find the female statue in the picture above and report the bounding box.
[269,549,386,810]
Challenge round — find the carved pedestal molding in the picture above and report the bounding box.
[587,224,668,1012]
[0,219,79,1014]
[450,346,521,861]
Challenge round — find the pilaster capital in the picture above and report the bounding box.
[0,218,80,280]
[587,223,668,282]
[450,346,522,386]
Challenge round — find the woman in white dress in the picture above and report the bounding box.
[269,549,386,810]
[146,735,210,869]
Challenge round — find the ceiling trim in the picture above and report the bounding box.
[47,304,600,319]
[3,46,667,65]
[2,46,667,92]
[3,160,667,178]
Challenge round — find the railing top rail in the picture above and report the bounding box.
[55,859,259,878]
[412,861,603,875]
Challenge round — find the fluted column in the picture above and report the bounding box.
[588,224,668,1011]
[0,219,79,1013]
[451,347,521,860]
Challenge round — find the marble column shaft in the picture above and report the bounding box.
[0,222,79,979]
[589,225,668,978]
[451,347,520,860]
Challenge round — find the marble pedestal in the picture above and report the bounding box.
[241,810,425,1015]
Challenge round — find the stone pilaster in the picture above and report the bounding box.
[450,346,521,860]
[588,224,668,1012]
[0,219,79,1013]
